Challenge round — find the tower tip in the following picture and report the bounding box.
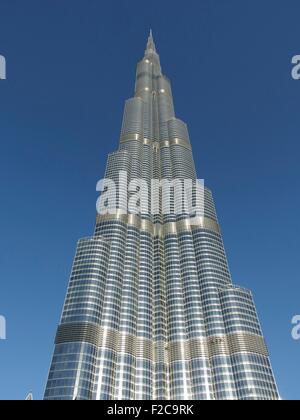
[146,28,156,52]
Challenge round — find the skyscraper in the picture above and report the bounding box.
[44,31,279,400]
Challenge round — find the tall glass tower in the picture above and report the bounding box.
[44,32,279,400]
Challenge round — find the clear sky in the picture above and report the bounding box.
[0,0,299,400]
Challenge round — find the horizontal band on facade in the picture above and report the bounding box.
[96,212,220,236]
[119,134,191,150]
[55,323,269,360]
[160,138,191,149]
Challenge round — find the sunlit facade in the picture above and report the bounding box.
[44,32,279,400]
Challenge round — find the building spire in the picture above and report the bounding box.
[146,28,156,52]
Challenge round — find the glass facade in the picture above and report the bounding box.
[44,31,279,400]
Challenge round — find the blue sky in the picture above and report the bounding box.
[0,0,299,400]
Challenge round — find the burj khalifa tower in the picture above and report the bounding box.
[44,31,279,400]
